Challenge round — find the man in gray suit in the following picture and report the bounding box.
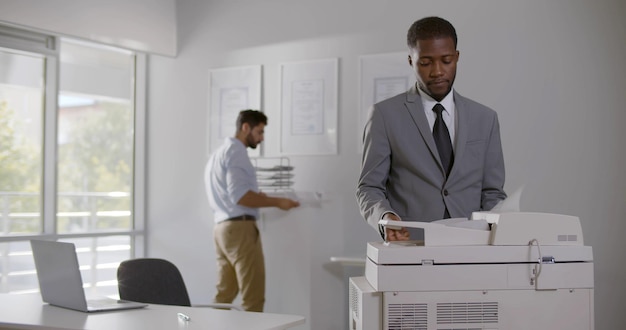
[357,16,507,241]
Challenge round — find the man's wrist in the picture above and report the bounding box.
[380,212,400,240]
[382,212,399,220]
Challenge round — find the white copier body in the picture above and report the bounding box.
[349,212,594,330]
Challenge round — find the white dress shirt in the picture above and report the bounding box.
[418,87,457,151]
[204,137,259,223]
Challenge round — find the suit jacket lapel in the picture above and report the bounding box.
[449,91,468,179]
[404,85,443,172]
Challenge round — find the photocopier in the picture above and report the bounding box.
[349,211,594,330]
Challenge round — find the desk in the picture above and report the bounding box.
[0,294,305,330]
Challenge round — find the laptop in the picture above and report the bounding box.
[30,239,148,312]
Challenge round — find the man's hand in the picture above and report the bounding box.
[276,198,300,210]
[384,213,410,241]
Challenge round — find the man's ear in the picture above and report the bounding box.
[408,54,413,66]
[241,122,250,133]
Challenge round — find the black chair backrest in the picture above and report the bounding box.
[117,258,192,306]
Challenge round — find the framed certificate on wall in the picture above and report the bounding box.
[208,65,262,157]
[279,58,338,155]
[358,52,414,153]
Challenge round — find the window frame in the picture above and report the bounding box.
[0,23,146,285]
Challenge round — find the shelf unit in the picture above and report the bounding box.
[251,157,294,193]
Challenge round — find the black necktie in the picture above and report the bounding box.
[432,103,454,176]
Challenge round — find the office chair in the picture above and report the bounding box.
[117,258,242,310]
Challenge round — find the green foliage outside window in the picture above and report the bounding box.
[0,97,134,234]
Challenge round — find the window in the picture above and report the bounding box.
[57,40,135,236]
[0,46,45,235]
[0,25,145,297]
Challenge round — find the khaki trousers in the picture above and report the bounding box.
[213,220,265,312]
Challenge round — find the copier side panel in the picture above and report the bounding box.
[365,257,380,290]
[368,261,594,292]
[367,243,594,265]
[383,288,593,330]
[369,263,509,292]
[349,277,382,330]
[506,262,594,290]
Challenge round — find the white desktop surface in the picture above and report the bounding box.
[0,294,305,330]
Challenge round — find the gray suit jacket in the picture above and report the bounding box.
[356,86,506,237]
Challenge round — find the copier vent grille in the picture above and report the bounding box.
[349,280,360,318]
[387,303,428,330]
[436,302,499,325]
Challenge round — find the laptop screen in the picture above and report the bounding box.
[30,240,90,311]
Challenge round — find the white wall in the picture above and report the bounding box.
[146,0,626,329]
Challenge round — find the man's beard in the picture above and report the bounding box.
[246,133,258,149]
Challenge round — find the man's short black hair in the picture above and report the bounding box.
[236,109,267,131]
[407,16,458,49]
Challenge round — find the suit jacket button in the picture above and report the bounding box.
[443,189,449,196]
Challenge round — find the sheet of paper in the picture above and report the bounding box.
[433,218,490,231]
[491,184,525,212]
